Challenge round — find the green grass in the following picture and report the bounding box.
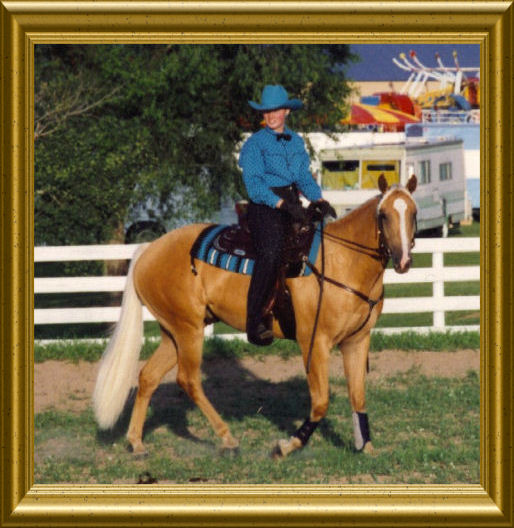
[34,369,479,485]
[389,251,479,269]
[34,330,479,364]
[445,282,480,296]
[370,330,479,351]
[401,253,432,268]
[376,312,479,329]
[446,311,480,326]
[445,253,480,266]
[385,281,479,298]
[214,321,241,335]
[374,312,431,328]
[451,221,480,237]
[385,283,432,297]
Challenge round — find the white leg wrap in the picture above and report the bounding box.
[352,411,371,451]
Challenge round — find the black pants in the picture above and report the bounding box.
[246,201,289,327]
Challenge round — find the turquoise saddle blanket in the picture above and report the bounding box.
[190,224,321,277]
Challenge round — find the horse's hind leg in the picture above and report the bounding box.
[340,334,373,453]
[175,326,239,450]
[126,327,177,455]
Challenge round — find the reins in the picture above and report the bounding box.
[320,229,386,263]
[304,218,388,374]
[305,220,326,373]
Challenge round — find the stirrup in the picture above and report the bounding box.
[247,322,273,346]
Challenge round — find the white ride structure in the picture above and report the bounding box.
[393,50,479,99]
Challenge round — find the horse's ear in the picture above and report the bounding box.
[406,174,417,194]
[378,174,389,194]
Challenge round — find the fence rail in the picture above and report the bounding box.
[35,238,480,338]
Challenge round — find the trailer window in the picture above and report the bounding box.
[361,160,400,189]
[439,162,452,181]
[419,160,431,184]
[321,160,359,190]
[366,164,397,172]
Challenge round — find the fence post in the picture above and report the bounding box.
[34,239,479,337]
[204,324,214,337]
[432,250,445,329]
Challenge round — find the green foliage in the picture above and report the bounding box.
[35,44,355,245]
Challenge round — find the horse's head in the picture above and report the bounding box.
[377,174,418,274]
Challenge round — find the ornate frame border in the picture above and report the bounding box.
[1,2,512,527]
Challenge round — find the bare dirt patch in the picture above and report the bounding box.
[34,349,479,414]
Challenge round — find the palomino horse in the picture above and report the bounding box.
[93,174,417,457]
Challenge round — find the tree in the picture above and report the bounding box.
[35,44,355,246]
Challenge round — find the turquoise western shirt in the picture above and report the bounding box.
[238,126,322,208]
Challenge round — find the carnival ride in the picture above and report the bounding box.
[393,50,480,123]
[343,49,480,129]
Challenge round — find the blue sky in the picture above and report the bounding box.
[344,44,480,81]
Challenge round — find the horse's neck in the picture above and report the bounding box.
[326,196,381,249]
[322,196,385,297]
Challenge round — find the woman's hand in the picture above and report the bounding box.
[279,200,307,222]
[308,200,337,221]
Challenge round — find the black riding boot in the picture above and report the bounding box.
[246,261,275,346]
[246,202,288,346]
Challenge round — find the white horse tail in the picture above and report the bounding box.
[93,243,149,430]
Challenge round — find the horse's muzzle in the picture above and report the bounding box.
[393,253,412,274]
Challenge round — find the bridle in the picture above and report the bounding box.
[321,217,389,267]
[303,201,416,373]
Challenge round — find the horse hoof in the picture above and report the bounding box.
[129,443,148,457]
[221,434,239,450]
[271,443,284,460]
[219,445,240,457]
[272,437,302,459]
[362,441,374,455]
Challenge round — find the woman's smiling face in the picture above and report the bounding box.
[263,108,290,133]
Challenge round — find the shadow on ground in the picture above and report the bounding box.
[97,354,347,449]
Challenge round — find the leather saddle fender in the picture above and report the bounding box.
[191,200,317,340]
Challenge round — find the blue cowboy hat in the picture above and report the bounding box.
[249,84,303,112]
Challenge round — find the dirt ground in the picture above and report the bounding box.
[35,349,479,414]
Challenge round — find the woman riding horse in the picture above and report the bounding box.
[239,84,336,346]
[93,171,418,458]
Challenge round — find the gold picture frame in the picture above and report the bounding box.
[1,1,512,526]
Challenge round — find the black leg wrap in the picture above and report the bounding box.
[293,418,320,447]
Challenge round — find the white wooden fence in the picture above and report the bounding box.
[34,238,480,339]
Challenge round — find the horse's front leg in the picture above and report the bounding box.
[274,337,330,458]
[340,333,373,453]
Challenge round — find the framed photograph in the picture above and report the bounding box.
[1,1,512,526]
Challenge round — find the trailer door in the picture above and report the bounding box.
[321,159,360,190]
[361,160,400,189]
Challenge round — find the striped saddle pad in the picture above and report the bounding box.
[190,223,321,277]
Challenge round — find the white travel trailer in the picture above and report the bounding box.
[308,133,466,236]
[405,123,479,221]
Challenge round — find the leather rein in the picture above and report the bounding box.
[303,216,390,374]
